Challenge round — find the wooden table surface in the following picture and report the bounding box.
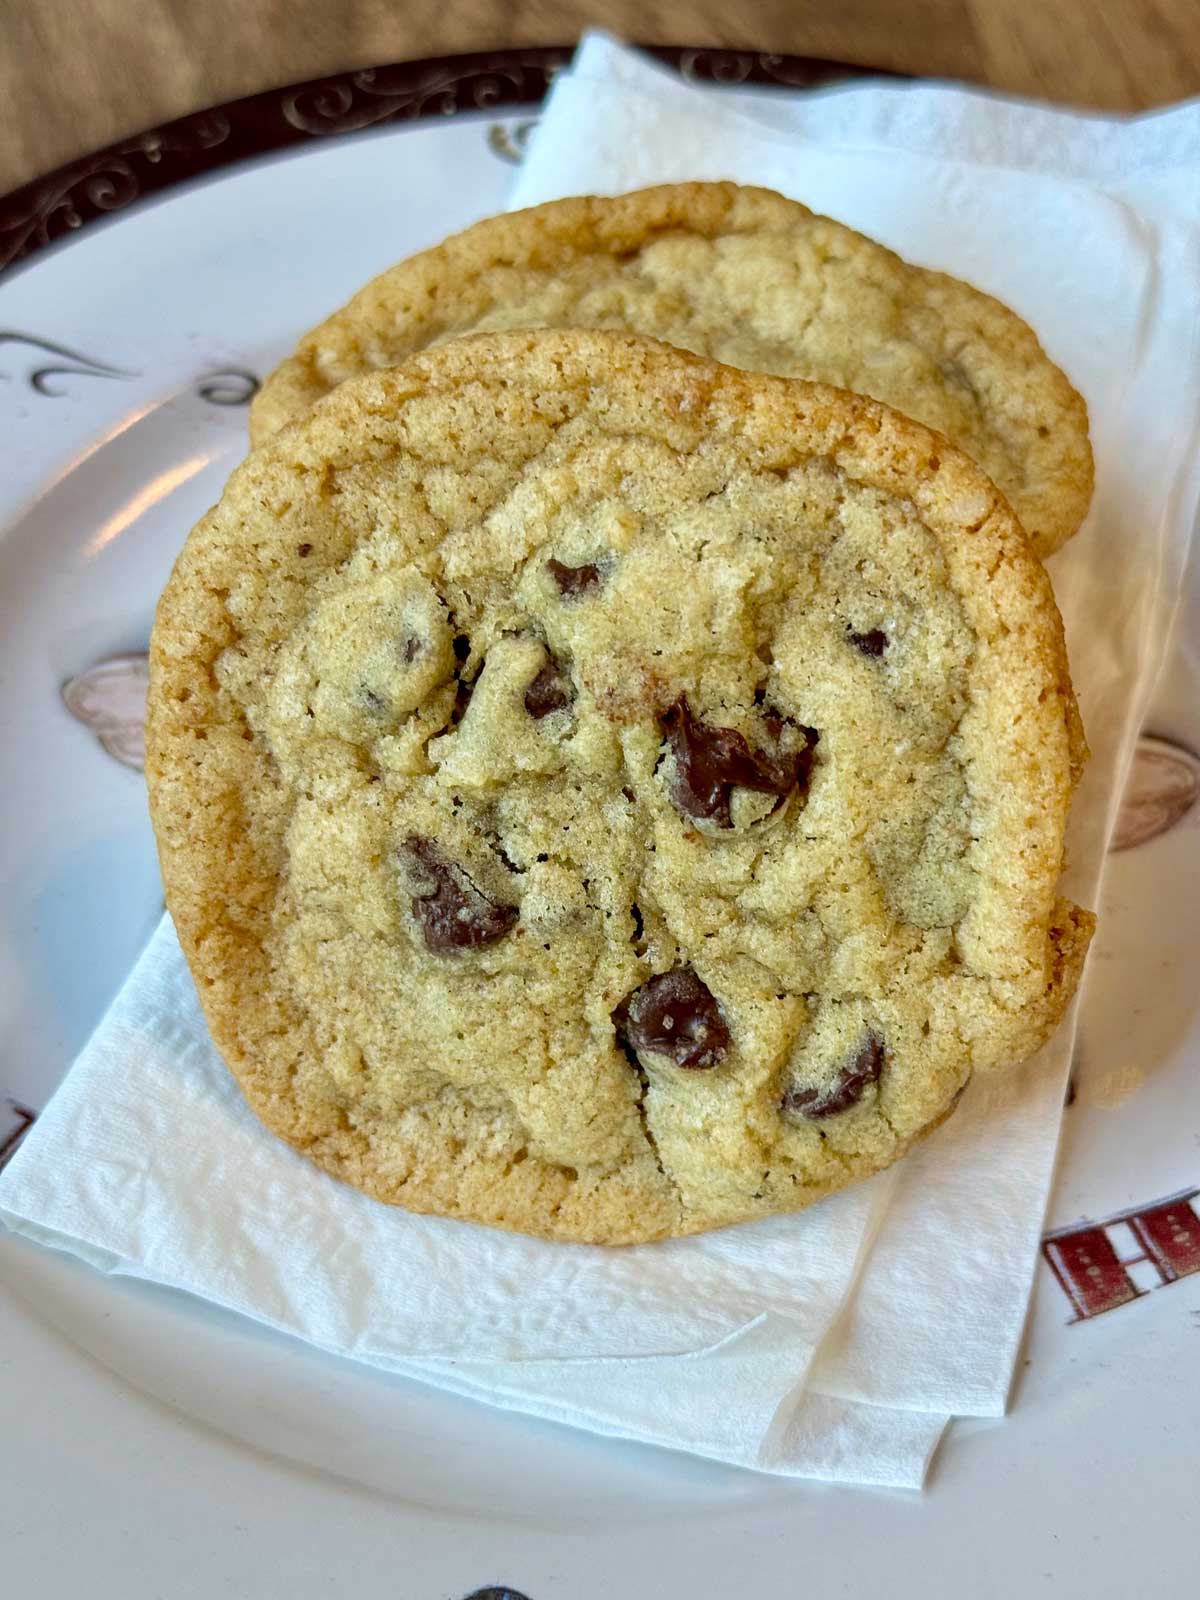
[2,0,1198,194]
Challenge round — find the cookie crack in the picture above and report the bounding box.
[629,1055,672,1192]
[607,948,678,1198]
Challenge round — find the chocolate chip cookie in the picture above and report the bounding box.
[251,182,1093,558]
[149,329,1093,1245]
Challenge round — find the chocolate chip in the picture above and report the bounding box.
[450,677,474,725]
[547,557,602,598]
[848,628,888,657]
[402,635,422,663]
[761,704,819,761]
[524,659,573,718]
[613,967,730,1070]
[783,1031,885,1119]
[402,835,518,952]
[296,543,312,557]
[659,694,814,828]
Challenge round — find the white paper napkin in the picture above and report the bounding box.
[2,34,1198,1489]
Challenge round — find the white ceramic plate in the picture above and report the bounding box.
[2,59,1199,1599]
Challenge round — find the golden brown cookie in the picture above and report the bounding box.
[150,329,1093,1245]
[251,182,1093,557]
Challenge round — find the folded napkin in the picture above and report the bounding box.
[3,34,1198,1489]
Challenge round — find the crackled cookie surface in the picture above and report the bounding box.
[251,182,1093,557]
[149,330,1093,1244]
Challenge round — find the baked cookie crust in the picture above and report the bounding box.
[151,329,1093,1244]
[251,183,1093,557]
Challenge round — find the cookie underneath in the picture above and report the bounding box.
[150,329,1093,1244]
[251,182,1094,558]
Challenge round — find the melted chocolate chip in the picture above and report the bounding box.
[402,835,518,952]
[524,659,573,718]
[783,1031,885,1119]
[659,694,814,828]
[296,543,312,558]
[794,725,820,793]
[547,557,602,598]
[613,967,730,1070]
[402,635,422,663]
[848,627,888,658]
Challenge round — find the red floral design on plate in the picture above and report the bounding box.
[1043,1186,1200,1322]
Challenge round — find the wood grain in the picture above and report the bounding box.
[1,0,1197,193]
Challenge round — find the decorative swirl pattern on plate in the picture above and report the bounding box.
[673,46,864,88]
[0,335,259,406]
[0,112,230,272]
[0,48,867,276]
[0,330,134,394]
[282,56,569,136]
[486,119,539,165]
[195,366,260,406]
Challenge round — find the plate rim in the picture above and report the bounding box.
[0,43,878,281]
